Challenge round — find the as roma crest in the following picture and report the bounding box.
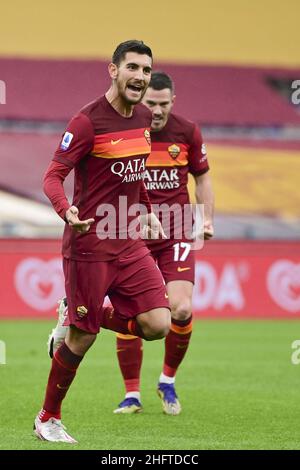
[168,144,181,159]
[144,129,151,146]
[76,305,88,318]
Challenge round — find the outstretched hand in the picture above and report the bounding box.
[139,212,167,240]
[65,206,95,233]
[204,221,214,240]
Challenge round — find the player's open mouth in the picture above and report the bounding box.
[127,84,143,93]
[152,117,163,125]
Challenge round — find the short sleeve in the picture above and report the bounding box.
[188,124,209,176]
[53,112,94,168]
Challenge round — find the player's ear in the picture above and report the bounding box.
[108,63,118,80]
[172,94,176,105]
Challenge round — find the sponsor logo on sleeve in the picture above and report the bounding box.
[60,132,74,151]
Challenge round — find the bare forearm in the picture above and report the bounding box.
[195,172,214,223]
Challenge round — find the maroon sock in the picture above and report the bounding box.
[101,306,145,339]
[163,316,193,377]
[116,335,143,393]
[41,342,83,420]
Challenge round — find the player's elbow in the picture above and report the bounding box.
[43,173,50,198]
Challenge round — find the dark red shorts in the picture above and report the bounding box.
[149,240,195,284]
[63,248,168,334]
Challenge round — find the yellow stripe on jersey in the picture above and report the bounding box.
[147,150,189,167]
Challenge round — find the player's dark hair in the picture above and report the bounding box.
[112,40,152,65]
[149,71,175,94]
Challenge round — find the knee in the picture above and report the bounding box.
[170,299,192,321]
[152,315,171,339]
[140,309,171,341]
[147,324,170,340]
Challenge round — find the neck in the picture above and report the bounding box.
[105,86,134,117]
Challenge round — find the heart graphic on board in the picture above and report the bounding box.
[267,260,300,313]
[15,258,64,311]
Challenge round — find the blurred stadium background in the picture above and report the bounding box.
[0,0,300,450]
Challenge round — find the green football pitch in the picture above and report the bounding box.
[0,319,300,450]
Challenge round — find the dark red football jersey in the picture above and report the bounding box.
[145,113,208,205]
[52,96,152,261]
[144,113,209,246]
